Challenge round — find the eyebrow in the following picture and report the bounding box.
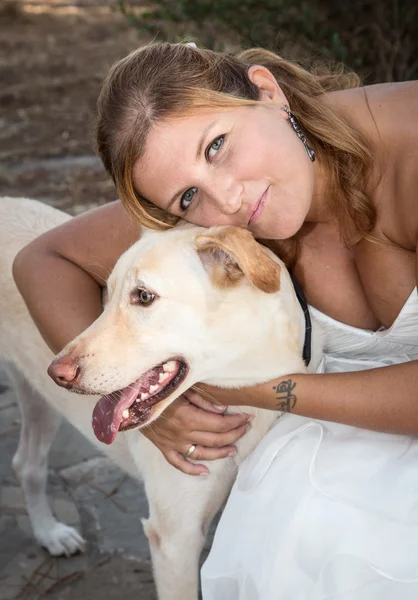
[166,120,218,212]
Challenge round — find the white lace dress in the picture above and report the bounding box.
[201,288,418,600]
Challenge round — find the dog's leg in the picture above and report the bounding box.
[143,507,206,600]
[8,364,85,556]
[141,457,231,600]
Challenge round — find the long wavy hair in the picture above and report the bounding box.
[95,42,375,268]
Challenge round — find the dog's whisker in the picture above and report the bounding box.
[157,413,181,429]
[83,267,109,285]
[191,385,219,405]
[85,258,113,278]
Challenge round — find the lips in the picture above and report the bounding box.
[248,187,269,225]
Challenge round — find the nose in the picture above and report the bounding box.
[210,179,242,215]
[48,356,82,390]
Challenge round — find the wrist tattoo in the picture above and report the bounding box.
[272,379,297,412]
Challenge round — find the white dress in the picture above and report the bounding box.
[201,288,418,600]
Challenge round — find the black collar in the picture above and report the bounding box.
[289,273,312,367]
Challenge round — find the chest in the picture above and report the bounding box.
[294,226,416,330]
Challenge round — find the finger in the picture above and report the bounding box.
[191,422,251,448]
[152,397,250,433]
[187,444,238,461]
[187,409,252,433]
[183,389,226,413]
[166,450,209,476]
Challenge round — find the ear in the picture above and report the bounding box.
[247,65,289,105]
[195,226,281,293]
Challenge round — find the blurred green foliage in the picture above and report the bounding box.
[118,0,417,83]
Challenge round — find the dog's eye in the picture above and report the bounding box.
[131,287,156,306]
[139,289,154,305]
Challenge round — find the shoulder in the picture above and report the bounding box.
[350,81,418,111]
[366,82,418,249]
[360,81,418,157]
[325,80,418,112]
[327,82,418,248]
[362,80,418,118]
[324,81,418,150]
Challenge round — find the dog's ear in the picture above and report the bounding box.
[195,226,281,293]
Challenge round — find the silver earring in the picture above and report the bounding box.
[281,105,315,162]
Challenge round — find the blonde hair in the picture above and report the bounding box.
[95,42,375,268]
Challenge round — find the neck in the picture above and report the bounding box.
[307,158,334,224]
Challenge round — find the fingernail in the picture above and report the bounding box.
[228,450,237,457]
[214,404,227,412]
[246,414,255,422]
[200,472,209,478]
[246,423,252,432]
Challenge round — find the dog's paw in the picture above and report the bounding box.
[35,522,86,557]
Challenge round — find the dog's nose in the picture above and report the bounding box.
[48,356,81,389]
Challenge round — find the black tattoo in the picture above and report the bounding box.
[272,379,297,412]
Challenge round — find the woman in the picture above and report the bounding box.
[14,42,418,597]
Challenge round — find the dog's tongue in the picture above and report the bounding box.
[92,383,141,445]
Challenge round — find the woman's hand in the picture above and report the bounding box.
[140,390,253,476]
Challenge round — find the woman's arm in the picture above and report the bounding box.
[199,360,418,435]
[13,200,141,353]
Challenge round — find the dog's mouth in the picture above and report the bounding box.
[92,358,188,445]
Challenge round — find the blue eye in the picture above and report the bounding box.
[180,187,197,211]
[207,135,225,160]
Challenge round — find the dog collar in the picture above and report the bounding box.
[289,273,312,366]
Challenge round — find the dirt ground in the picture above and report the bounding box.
[0,0,151,213]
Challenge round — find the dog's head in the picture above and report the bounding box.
[48,225,306,444]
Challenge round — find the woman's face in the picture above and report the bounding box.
[133,73,319,240]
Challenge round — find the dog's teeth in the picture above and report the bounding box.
[149,384,158,394]
[163,361,177,372]
[140,393,148,401]
[158,372,170,383]
[122,409,130,419]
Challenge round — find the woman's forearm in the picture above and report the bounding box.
[13,246,103,354]
[253,361,418,435]
[200,361,418,435]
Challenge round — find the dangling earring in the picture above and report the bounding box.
[281,105,315,162]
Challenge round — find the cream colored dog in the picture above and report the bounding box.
[0,197,322,600]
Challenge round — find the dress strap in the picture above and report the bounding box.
[290,272,312,366]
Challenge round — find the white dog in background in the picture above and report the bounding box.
[0,197,322,600]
